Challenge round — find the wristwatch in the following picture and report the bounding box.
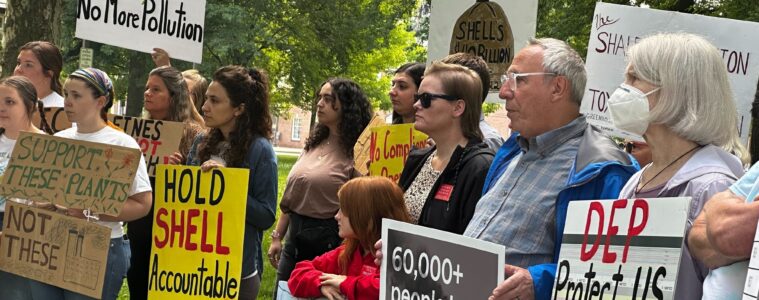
[270,230,281,239]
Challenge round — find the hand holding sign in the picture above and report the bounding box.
[489,264,533,300]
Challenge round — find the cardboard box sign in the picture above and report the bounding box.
[0,132,141,216]
[380,219,504,300]
[0,202,111,299]
[32,107,72,134]
[108,115,185,177]
[552,197,690,300]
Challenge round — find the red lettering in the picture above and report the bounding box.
[154,207,169,248]
[149,140,162,155]
[602,199,627,263]
[216,212,230,255]
[623,199,649,263]
[185,209,199,251]
[580,202,604,261]
[200,210,214,253]
[382,130,391,159]
[169,209,185,247]
[369,131,378,162]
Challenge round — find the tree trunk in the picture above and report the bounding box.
[125,50,150,117]
[750,78,759,164]
[1,0,63,77]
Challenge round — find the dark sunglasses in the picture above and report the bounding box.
[625,142,635,153]
[414,92,459,109]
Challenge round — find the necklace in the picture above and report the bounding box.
[317,140,335,160]
[636,145,702,193]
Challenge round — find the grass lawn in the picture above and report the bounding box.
[117,154,298,300]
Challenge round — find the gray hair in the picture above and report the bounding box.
[628,32,738,147]
[528,38,587,105]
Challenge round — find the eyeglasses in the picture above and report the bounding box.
[625,142,635,153]
[500,72,557,92]
[414,92,459,108]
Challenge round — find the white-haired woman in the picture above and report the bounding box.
[607,33,746,300]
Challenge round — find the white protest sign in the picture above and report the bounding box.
[75,0,206,63]
[741,220,759,299]
[552,197,690,300]
[380,219,504,300]
[429,0,538,103]
[581,3,759,144]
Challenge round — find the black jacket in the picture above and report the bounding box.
[398,140,494,234]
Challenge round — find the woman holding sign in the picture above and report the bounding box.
[607,33,745,300]
[398,62,494,234]
[0,76,52,299]
[27,68,153,300]
[269,78,373,289]
[126,65,206,300]
[185,65,278,299]
[389,62,425,124]
[288,176,410,300]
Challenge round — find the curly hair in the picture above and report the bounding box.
[198,65,272,167]
[304,78,373,158]
[147,66,204,125]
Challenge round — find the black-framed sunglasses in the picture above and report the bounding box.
[414,92,459,109]
[624,142,635,153]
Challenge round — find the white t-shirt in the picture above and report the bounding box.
[55,126,152,238]
[40,91,64,108]
[0,134,17,212]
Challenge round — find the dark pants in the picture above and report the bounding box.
[126,203,154,300]
[274,213,341,299]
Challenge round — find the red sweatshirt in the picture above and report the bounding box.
[288,245,379,300]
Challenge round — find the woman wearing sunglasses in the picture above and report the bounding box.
[398,62,494,234]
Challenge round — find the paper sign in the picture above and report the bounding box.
[552,197,690,300]
[741,220,759,299]
[429,0,538,103]
[354,115,386,175]
[581,3,759,144]
[368,124,428,183]
[32,107,72,133]
[75,0,207,63]
[109,115,185,177]
[148,165,248,300]
[380,219,505,300]
[0,201,111,299]
[0,132,141,215]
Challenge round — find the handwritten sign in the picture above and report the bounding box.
[368,124,428,183]
[75,0,207,63]
[109,115,185,177]
[429,0,538,103]
[0,201,111,299]
[32,107,72,133]
[0,132,141,215]
[380,219,504,300]
[148,165,248,300]
[581,3,759,144]
[552,197,690,299]
[354,115,387,175]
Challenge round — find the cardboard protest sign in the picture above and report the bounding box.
[380,219,505,300]
[32,107,72,133]
[0,201,111,299]
[354,115,386,175]
[368,124,428,183]
[0,132,141,215]
[581,3,759,144]
[148,165,248,300]
[552,197,690,299]
[109,115,185,177]
[429,0,538,103]
[75,0,207,63]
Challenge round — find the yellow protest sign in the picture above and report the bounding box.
[148,165,249,300]
[0,132,141,215]
[0,201,111,299]
[353,114,386,175]
[109,115,186,177]
[368,124,428,182]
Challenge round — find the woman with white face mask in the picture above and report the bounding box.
[607,33,745,300]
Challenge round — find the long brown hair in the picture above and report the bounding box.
[19,41,63,95]
[147,66,204,125]
[336,177,410,274]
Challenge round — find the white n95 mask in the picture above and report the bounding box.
[607,83,659,136]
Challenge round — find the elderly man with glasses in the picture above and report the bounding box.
[461,38,640,300]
